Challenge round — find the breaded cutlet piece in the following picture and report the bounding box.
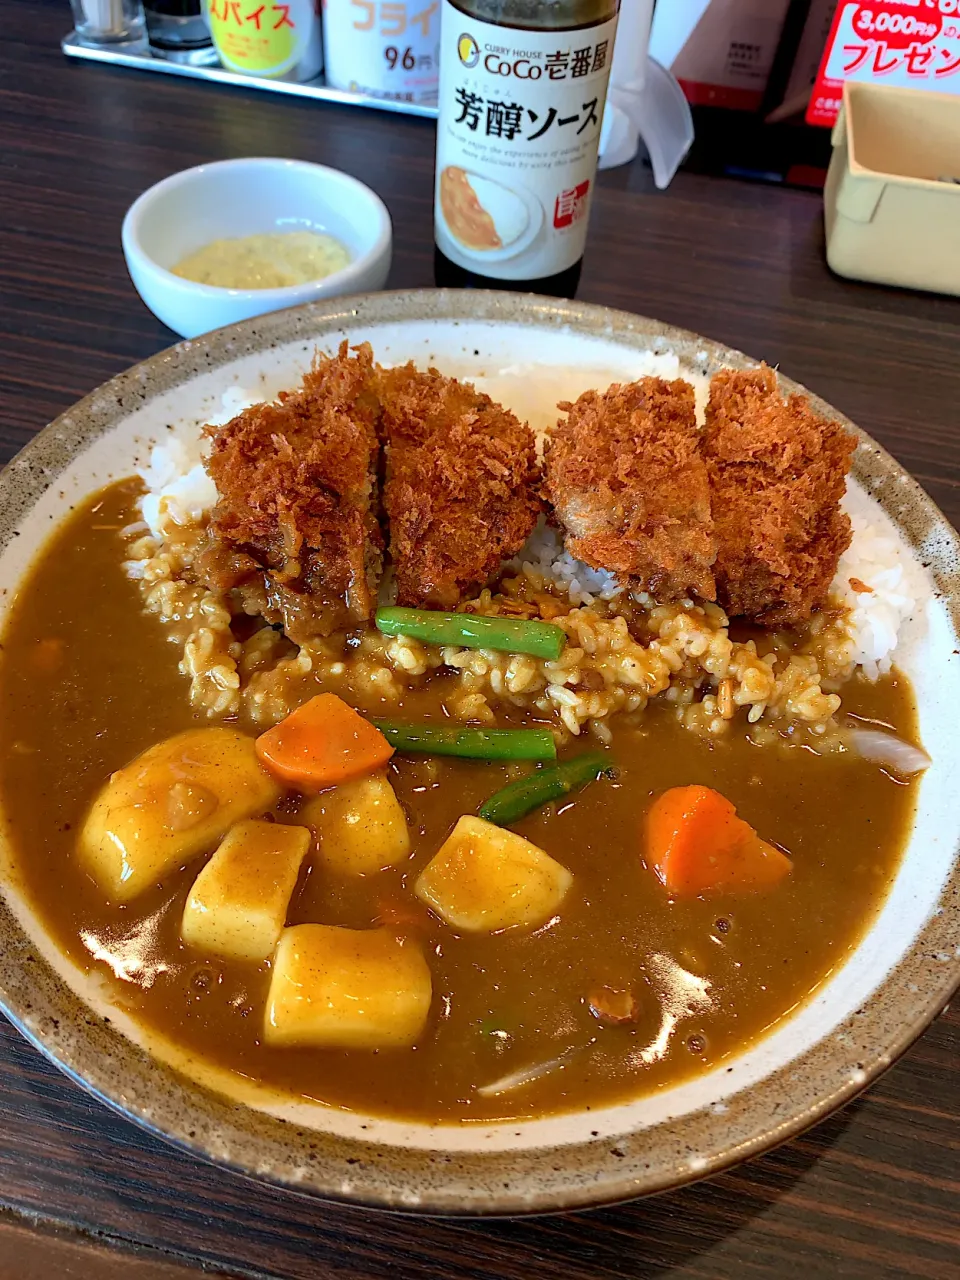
[543,378,717,601]
[197,341,382,643]
[377,365,542,609]
[704,365,856,627]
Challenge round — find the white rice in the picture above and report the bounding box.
[207,384,260,427]
[832,506,916,680]
[507,500,916,679]
[136,388,256,538]
[506,519,623,607]
[138,440,216,539]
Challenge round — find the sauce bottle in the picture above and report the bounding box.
[433,0,620,298]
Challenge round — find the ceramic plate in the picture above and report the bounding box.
[1,290,958,1215]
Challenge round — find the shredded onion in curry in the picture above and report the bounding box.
[477,1051,573,1097]
[846,728,931,778]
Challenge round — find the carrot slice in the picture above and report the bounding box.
[256,694,394,791]
[645,784,791,897]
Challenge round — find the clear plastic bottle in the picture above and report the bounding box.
[433,0,620,298]
[323,0,440,104]
[144,0,216,65]
[69,0,148,48]
[205,0,322,82]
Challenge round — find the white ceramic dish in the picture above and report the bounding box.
[0,291,957,1215]
[121,158,392,338]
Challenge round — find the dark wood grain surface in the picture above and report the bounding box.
[2,2,959,1276]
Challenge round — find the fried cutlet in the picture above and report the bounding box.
[197,342,381,643]
[543,377,717,601]
[704,366,856,627]
[377,365,542,609]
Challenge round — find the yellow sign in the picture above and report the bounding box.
[207,0,311,76]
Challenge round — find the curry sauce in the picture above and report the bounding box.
[439,167,502,251]
[0,481,918,1122]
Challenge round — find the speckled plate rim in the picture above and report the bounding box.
[0,289,958,1217]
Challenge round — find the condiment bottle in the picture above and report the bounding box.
[69,0,148,48]
[144,0,216,65]
[205,0,322,81]
[433,0,620,298]
[323,0,440,104]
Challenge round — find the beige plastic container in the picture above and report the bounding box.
[825,81,960,295]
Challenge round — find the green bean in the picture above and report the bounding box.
[372,720,557,761]
[478,751,611,825]
[375,606,566,660]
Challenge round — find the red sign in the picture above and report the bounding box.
[808,1,960,127]
[851,3,941,45]
[553,180,590,230]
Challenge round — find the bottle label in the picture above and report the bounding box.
[207,0,322,79]
[434,1,618,281]
[323,0,440,104]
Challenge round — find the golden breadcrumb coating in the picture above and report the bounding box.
[377,364,542,609]
[198,342,381,642]
[196,345,851,642]
[543,377,717,601]
[704,365,856,627]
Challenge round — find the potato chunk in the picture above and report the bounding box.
[264,924,432,1049]
[415,815,572,932]
[79,728,281,901]
[299,772,410,876]
[181,820,309,962]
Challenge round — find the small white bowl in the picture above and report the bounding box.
[122,157,393,339]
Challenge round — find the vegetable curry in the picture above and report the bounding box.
[0,481,919,1122]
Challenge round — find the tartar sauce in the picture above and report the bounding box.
[172,230,352,290]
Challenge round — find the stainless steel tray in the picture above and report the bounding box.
[61,31,439,120]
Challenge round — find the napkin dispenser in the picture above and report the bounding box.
[825,81,960,297]
[598,0,694,188]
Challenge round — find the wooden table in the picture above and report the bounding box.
[2,2,959,1276]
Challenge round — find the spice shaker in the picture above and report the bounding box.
[144,0,216,64]
[69,0,148,48]
[205,0,323,81]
